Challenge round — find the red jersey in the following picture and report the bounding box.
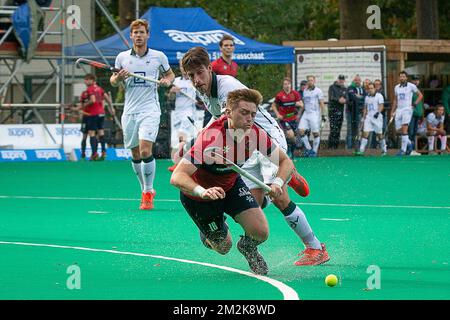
[85,84,105,116]
[80,90,89,112]
[185,115,275,200]
[211,57,238,77]
[274,90,301,121]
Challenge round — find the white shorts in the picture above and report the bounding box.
[363,114,383,134]
[299,112,320,133]
[395,108,413,130]
[170,109,196,148]
[122,112,160,149]
[241,151,278,189]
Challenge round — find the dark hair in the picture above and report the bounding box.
[399,70,408,76]
[181,47,211,74]
[219,34,235,47]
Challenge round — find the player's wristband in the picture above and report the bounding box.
[193,185,206,197]
[272,177,284,188]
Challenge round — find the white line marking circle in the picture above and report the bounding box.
[0,241,299,300]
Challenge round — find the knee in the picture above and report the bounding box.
[272,196,291,210]
[250,225,269,243]
[140,149,152,159]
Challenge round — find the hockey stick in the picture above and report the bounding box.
[203,146,271,193]
[187,116,201,136]
[106,91,122,130]
[75,58,197,102]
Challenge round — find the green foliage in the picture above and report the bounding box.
[95,0,449,99]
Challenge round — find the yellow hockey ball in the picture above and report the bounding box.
[325,274,338,287]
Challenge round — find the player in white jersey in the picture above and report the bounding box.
[391,71,423,156]
[425,105,447,154]
[110,19,175,210]
[168,62,198,172]
[355,82,387,156]
[181,47,329,266]
[298,75,325,157]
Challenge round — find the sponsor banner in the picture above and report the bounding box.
[72,148,132,161]
[0,124,83,152]
[0,149,66,162]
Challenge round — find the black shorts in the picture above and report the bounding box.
[280,120,299,132]
[80,116,88,134]
[86,115,105,131]
[180,176,259,240]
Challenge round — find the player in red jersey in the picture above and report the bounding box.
[170,89,294,275]
[83,74,113,160]
[211,34,239,78]
[271,77,303,157]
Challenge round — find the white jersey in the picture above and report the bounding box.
[173,76,196,112]
[394,82,418,111]
[365,93,384,116]
[302,86,324,114]
[426,112,445,129]
[115,48,171,115]
[197,74,282,141]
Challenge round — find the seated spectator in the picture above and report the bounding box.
[426,104,447,154]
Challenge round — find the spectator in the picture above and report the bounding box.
[442,83,450,137]
[371,79,388,148]
[328,75,348,149]
[426,104,447,154]
[297,80,308,96]
[391,71,423,156]
[346,75,366,150]
[363,78,371,93]
[298,75,326,157]
[408,75,424,156]
[271,77,303,158]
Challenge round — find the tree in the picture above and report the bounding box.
[119,0,134,28]
[416,0,439,39]
[339,0,371,39]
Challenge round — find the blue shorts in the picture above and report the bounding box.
[86,115,105,131]
[180,176,259,240]
[80,116,88,134]
[280,120,299,132]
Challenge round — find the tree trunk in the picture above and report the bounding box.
[119,0,134,28]
[339,0,371,39]
[416,0,439,39]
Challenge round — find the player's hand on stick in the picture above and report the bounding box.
[159,78,173,87]
[116,69,130,81]
[268,184,283,199]
[201,187,226,200]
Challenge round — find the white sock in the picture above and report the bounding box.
[283,202,321,249]
[142,157,156,192]
[428,136,435,150]
[439,135,447,151]
[360,138,368,153]
[379,138,387,153]
[131,160,144,191]
[401,135,409,152]
[313,136,320,153]
[301,136,312,150]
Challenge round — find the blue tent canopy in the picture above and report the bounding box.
[66,7,294,65]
